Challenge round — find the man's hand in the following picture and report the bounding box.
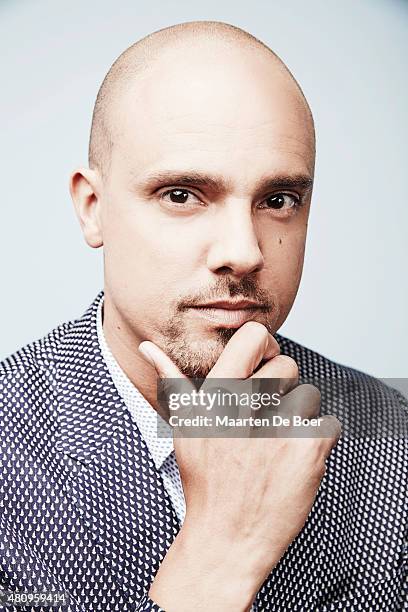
[139,322,341,612]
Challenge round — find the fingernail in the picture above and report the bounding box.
[138,343,156,367]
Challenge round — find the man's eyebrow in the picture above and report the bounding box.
[139,171,228,192]
[138,171,313,194]
[257,175,314,193]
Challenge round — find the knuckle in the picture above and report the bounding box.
[301,383,321,404]
[321,414,342,438]
[244,321,269,342]
[275,355,299,377]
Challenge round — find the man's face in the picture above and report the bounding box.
[100,45,315,377]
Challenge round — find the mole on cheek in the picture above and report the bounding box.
[278,238,282,245]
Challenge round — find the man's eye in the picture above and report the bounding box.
[161,189,200,205]
[260,193,299,210]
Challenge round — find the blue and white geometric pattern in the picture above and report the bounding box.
[96,297,187,528]
[0,291,406,611]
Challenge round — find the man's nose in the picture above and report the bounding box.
[206,202,264,277]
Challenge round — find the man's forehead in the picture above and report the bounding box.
[89,24,315,179]
[117,45,311,128]
[110,63,314,181]
[112,136,314,194]
[112,115,314,185]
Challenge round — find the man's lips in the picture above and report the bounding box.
[186,300,269,328]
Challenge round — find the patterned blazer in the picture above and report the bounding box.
[0,291,406,611]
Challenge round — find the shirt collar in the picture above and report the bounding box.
[96,296,174,470]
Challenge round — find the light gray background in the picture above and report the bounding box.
[1,0,407,381]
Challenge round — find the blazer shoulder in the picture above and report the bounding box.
[0,317,79,456]
[0,318,75,380]
[275,332,408,424]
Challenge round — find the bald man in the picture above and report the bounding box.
[0,21,406,612]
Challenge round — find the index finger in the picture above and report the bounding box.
[207,322,280,379]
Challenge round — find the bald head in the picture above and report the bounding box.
[88,20,314,178]
[72,20,317,380]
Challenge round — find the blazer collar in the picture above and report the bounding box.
[53,291,181,605]
[54,290,129,462]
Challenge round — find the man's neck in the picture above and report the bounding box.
[102,292,162,415]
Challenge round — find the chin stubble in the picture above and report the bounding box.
[160,277,278,378]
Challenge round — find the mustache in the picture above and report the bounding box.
[177,277,275,311]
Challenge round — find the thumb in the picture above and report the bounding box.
[138,340,186,379]
[138,341,195,428]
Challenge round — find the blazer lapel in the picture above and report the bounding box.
[54,291,180,605]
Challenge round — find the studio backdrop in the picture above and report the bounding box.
[1,0,407,385]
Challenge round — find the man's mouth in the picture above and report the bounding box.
[186,299,269,328]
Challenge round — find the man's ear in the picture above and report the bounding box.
[69,167,103,248]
